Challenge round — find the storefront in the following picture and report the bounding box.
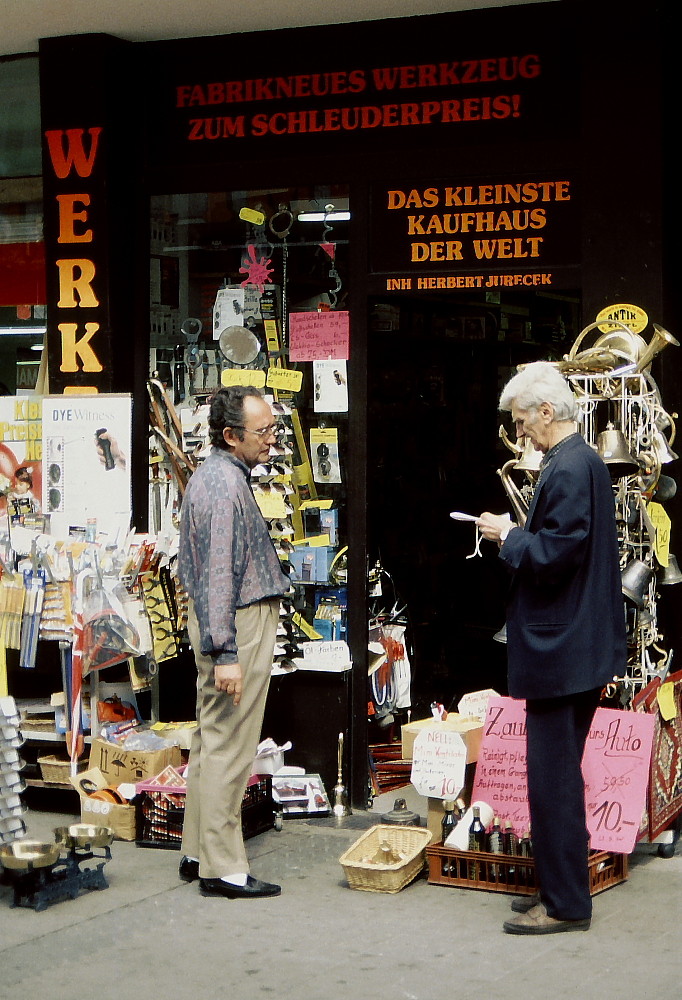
[20,0,678,806]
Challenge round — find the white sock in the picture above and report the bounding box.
[220,873,248,886]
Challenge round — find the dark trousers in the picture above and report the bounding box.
[525,687,601,920]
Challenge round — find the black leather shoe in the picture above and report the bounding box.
[179,856,199,882]
[199,874,281,898]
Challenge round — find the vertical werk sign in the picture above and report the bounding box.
[472,697,655,853]
[44,127,108,392]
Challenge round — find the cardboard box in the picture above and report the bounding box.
[70,767,137,841]
[289,546,336,584]
[89,737,181,784]
[425,762,477,842]
[401,715,483,764]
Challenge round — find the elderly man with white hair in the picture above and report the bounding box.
[478,362,626,935]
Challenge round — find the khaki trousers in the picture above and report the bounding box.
[181,596,279,878]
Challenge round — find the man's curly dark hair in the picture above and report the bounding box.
[208,386,264,450]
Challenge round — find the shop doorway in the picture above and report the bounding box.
[367,287,580,730]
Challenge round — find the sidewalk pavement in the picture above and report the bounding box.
[1,785,680,1000]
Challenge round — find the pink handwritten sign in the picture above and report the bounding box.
[289,310,349,362]
[472,697,655,853]
[472,697,530,834]
[582,706,655,852]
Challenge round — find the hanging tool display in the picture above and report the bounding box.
[147,378,197,495]
[321,205,343,310]
[18,546,46,670]
[268,204,294,351]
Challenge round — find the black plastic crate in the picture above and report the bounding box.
[136,776,275,849]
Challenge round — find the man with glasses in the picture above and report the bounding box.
[177,386,290,898]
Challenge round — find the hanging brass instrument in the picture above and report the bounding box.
[634,324,680,373]
[564,320,679,374]
[565,320,641,369]
[497,459,531,526]
[497,425,542,527]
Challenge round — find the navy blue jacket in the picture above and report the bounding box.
[499,433,627,700]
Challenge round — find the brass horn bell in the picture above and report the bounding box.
[659,554,682,586]
[513,439,544,473]
[621,558,653,607]
[597,423,639,478]
[635,324,680,373]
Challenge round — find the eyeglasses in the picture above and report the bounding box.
[231,423,284,439]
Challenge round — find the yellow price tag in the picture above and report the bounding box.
[239,207,265,226]
[299,499,333,510]
[254,491,289,520]
[310,426,338,445]
[657,681,678,721]
[221,368,266,388]
[267,367,303,392]
[647,501,671,567]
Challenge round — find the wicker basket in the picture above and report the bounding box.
[339,824,432,893]
[37,755,87,785]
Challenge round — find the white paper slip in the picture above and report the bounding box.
[449,511,478,522]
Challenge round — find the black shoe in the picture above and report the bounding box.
[511,892,541,913]
[179,856,199,882]
[199,874,281,899]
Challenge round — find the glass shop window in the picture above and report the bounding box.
[149,186,351,671]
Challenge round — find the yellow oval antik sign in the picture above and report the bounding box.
[596,303,649,334]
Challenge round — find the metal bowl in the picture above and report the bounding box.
[0,839,60,871]
[66,823,114,849]
[53,826,76,850]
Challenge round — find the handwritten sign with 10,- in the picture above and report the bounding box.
[289,311,349,362]
[472,697,655,853]
[410,727,467,799]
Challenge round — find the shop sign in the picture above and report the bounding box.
[596,303,649,334]
[144,10,577,166]
[43,127,108,393]
[411,726,468,800]
[369,176,579,283]
[175,55,541,143]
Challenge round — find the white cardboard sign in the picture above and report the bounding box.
[410,727,467,799]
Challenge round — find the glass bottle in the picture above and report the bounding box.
[467,805,486,881]
[441,801,457,876]
[503,819,518,885]
[519,829,533,857]
[503,819,519,856]
[488,816,503,854]
[518,828,533,888]
[488,815,503,883]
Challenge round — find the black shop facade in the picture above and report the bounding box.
[36,1,674,805]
